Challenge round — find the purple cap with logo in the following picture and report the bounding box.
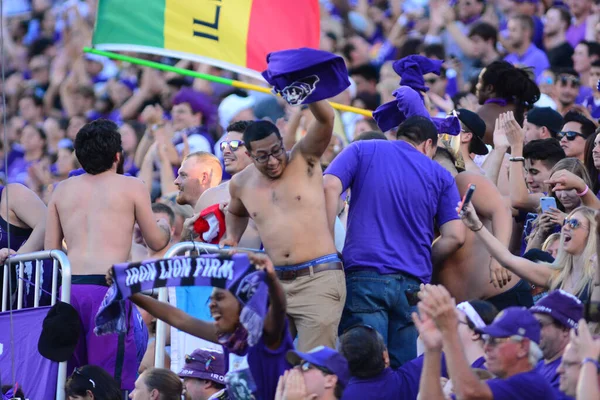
[475,307,541,344]
[286,346,351,387]
[177,349,226,384]
[530,289,583,329]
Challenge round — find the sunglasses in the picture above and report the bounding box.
[558,75,580,87]
[185,354,216,371]
[482,335,513,347]
[564,218,585,230]
[219,140,245,152]
[557,131,585,141]
[71,368,96,388]
[299,361,333,375]
[251,145,285,164]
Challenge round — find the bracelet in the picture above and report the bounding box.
[509,157,525,162]
[472,223,484,232]
[577,185,589,197]
[581,357,600,371]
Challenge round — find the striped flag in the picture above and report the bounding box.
[92,0,321,78]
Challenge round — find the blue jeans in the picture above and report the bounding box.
[339,270,420,368]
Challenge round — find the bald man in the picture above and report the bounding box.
[174,151,223,211]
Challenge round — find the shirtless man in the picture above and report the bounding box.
[174,151,222,212]
[192,121,261,249]
[45,119,171,391]
[220,101,344,351]
[433,168,534,310]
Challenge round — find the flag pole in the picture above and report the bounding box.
[83,47,373,117]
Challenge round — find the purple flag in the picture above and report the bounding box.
[0,307,59,400]
[95,253,268,347]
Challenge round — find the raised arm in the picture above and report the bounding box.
[459,202,553,287]
[130,293,218,343]
[220,176,250,247]
[132,179,171,251]
[294,100,335,159]
[8,184,47,254]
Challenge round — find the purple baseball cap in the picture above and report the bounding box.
[475,307,541,344]
[530,289,583,329]
[177,349,226,384]
[286,346,351,387]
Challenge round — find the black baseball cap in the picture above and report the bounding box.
[38,301,82,362]
[526,107,564,135]
[457,108,488,155]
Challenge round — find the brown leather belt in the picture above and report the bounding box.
[276,262,343,281]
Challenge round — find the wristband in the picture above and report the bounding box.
[577,185,589,197]
[581,357,600,371]
[509,157,525,162]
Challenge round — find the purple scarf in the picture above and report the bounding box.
[94,254,269,348]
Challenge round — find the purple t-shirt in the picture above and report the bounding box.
[324,141,460,282]
[504,44,550,79]
[341,368,409,400]
[487,370,558,399]
[566,21,587,49]
[224,320,294,400]
[536,357,575,399]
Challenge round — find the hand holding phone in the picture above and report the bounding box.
[540,197,557,213]
[459,184,476,213]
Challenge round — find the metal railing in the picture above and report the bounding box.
[154,242,261,368]
[2,250,72,400]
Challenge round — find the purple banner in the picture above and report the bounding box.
[0,306,58,400]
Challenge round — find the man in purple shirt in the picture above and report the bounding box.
[504,14,550,79]
[418,285,558,400]
[323,116,465,368]
[530,290,583,398]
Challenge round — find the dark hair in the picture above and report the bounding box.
[551,6,572,30]
[242,120,281,151]
[65,365,122,400]
[227,120,254,134]
[28,36,53,58]
[556,67,579,79]
[142,368,183,400]
[468,22,498,48]
[563,111,596,139]
[349,63,380,82]
[339,326,386,379]
[152,202,175,226]
[2,385,25,400]
[397,37,423,59]
[465,300,499,332]
[523,138,566,169]
[584,132,600,194]
[579,40,600,59]
[123,120,146,144]
[76,85,96,100]
[510,14,535,39]
[353,130,387,142]
[74,119,123,175]
[354,91,381,111]
[421,43,446,60]
[396,116,438,145]
[591,60,600,68]
[481,61,540,126]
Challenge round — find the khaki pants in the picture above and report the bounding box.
[281,269,346,351]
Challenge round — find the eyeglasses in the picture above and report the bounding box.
[557,131,585,141]
[564,218,586,230]
[185,354,216,371]
[482,335,513,347]
[219,140,245,152]
[251,145,285,164]
[558,75,580,87]
[72,368,96,388]
[299,361,333,375]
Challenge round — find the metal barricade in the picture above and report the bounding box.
[154,242,261,368]
[1,250,72,400]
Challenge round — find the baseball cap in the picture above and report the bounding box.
[177,349,226,385]
[530,289,583,329]
[286,346,350,387]
[457,108,488,155]
[38,301,82,362]
[526,107,564,135]
[218,94,255,130]
[475,307,541,344]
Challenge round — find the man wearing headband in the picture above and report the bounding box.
[45,119,172,391]
[418,285,557,400]
[530,290,583,393]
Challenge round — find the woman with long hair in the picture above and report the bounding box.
[460,203,598,302]
[65,365,122,400]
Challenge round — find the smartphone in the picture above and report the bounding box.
[584,301,600,323]
[459,184,476,213]
[405,288,420,307]
[540,197,557,213]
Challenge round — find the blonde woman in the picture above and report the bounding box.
[459,204,598,302]
[542,233,561,259]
